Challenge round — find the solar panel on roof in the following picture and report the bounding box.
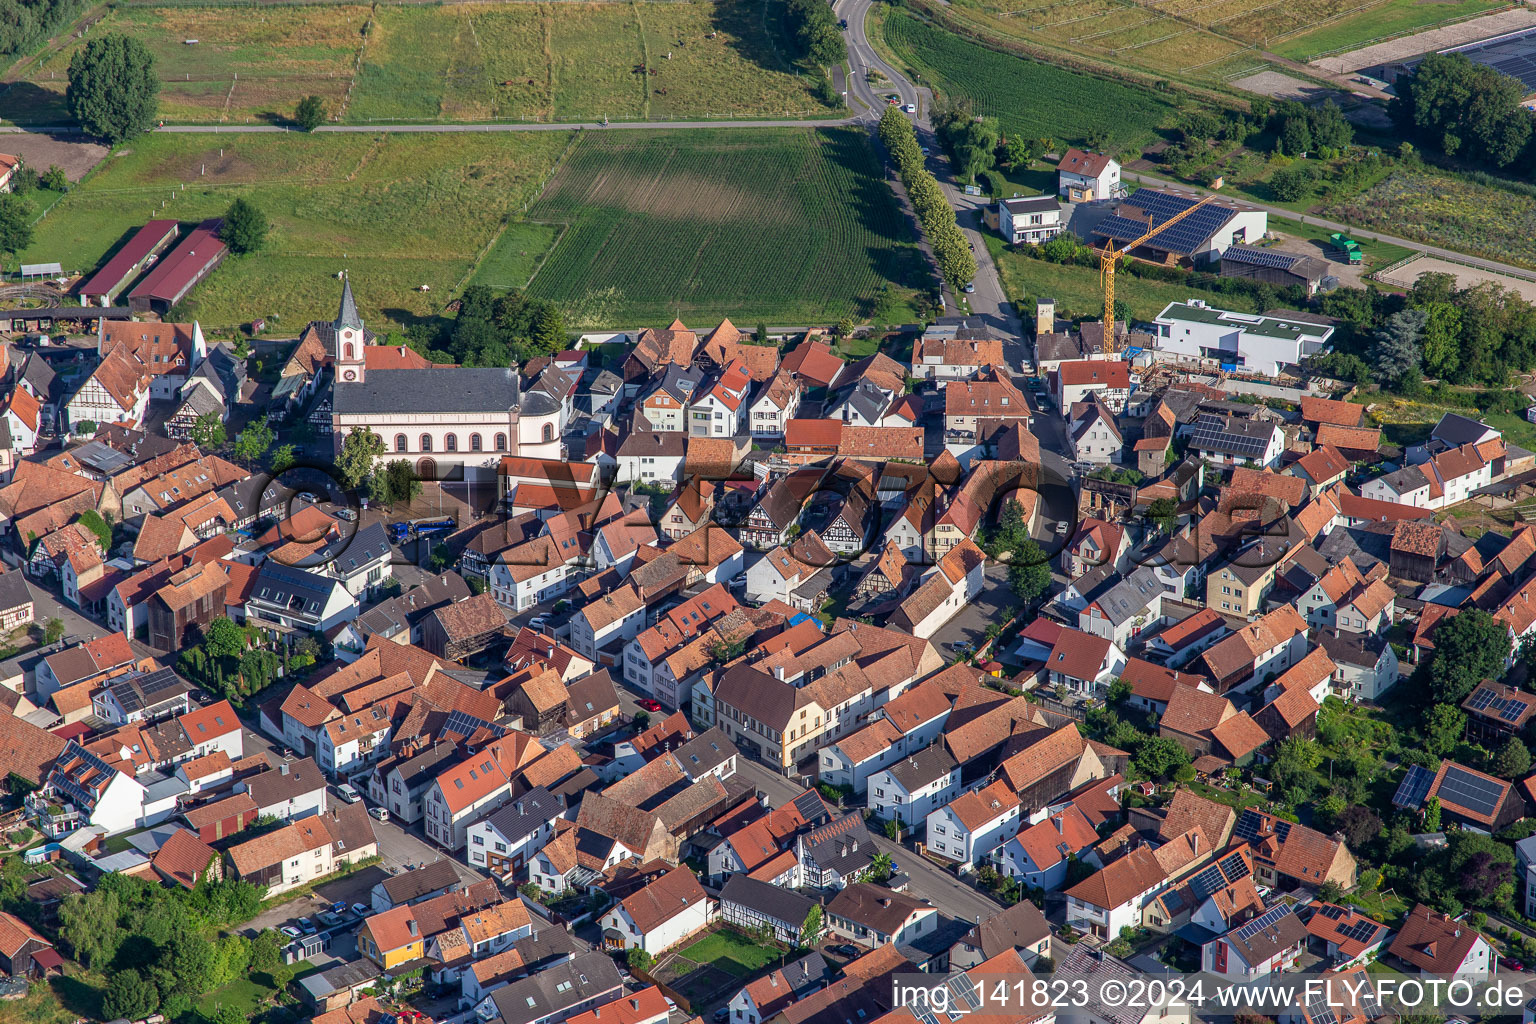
[951,975,980,1010]
[1094,191,1239,255]
[1307,994,1339,1024]
[1235,903,1292,941]
[1437,764,1505,818]
[1341,920,1381,944]
[1223,246,1300,270]
[1189,415,1272,457]
[1392,764,1435,810]
[1316,904,1347,921]
[1233,809,1264,844]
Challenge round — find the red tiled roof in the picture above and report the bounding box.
[1058,149,1115,178]
[1300,396,1365,428]
[152,828,219,888]
[1057,360,1130,388]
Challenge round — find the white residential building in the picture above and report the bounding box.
[1057,149,1121,202]
[868,746,959,827]
[599,867,713,954]
[999,196,1064,245]
[465,787,564,877]
[1150,301,1333,377]
[925,780,1022,873]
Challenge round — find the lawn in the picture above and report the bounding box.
[984,234,1262,325]
[199,964,320,1020]
[2,0,836,126]
[1270,0,1506,60]
[520,127,930,327]
[879,10,1183,150]
[676,928,784,978]
[19,130,571,331]
[1186,779,1269,811]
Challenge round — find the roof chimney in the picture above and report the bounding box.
[407,918,418,936]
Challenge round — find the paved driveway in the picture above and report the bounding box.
[927,564,1016,659]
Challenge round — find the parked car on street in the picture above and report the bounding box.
[336,783,361,804]
[370,806,389,822]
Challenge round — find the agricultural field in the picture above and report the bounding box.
[921,0,1504,84]
[18,131,572,330]
[0,0,835,126]
[1271,0,1506,60]
[520,127,930,327]
[879,11,1182,149]
[1324,168,1536,271]
[982,235,1263,324]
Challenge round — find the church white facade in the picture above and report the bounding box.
[324,279,564,481]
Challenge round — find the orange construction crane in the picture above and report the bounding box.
[1100,184,1224,352]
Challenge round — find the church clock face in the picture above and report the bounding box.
[343,369,358,381]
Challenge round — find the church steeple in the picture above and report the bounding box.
[336,273,363,333]
[334,273,366,384]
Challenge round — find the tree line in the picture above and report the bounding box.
[878,106,976,289]
[1393,53,1536,173]
[784,0,847,67]
[57,870,275,1022]
[1308,271,1536,389]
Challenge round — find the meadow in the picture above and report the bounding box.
[879,11,1182,149]
[3,4,370,124]
[19,131,573,329]
[1,0,835,125]
[520,127,930,326]
[1324,168,1536,271]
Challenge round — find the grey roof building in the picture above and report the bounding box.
[719,874,817,942]
[375,857,461,909]
[888,745,958,791]
[1091,566,1163,627]
[334,366,557,417]
[487,950,623,1024]
[673,727,738,780]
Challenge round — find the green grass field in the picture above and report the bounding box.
[675,929,783,978]
[2,0,835,125]
[20,131,571,329]
[1270,0,1506,59]
[879,10,1181,150]
[520,127,930,326]
[983,235,1262,324]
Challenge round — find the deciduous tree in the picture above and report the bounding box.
[67,34,159,144]
[335,426,384,491]
[0,194,32,255]
[295,94,326,131]
[219,198,269,255]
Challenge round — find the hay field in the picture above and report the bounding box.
[4,5,368,124]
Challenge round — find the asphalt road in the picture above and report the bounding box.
[836,0,1021,346]
[732,757,1003,925]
